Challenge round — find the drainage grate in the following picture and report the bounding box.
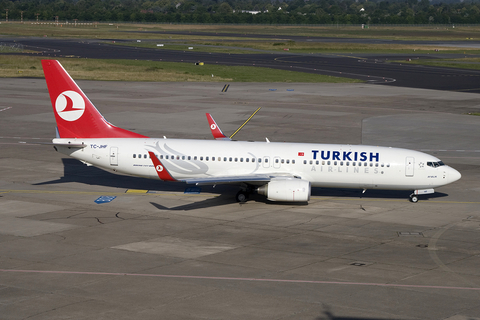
[398,231,424,237]
[350,262,367,267]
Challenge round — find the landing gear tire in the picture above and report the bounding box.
[236,191,249,203]
[410,195,418,203]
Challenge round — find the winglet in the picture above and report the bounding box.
[148,152,177,181]
[206,113,231,140]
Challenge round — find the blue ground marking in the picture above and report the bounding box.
[94,196,117,204]
[184,187,201,194]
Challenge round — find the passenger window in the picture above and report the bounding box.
[182,156,185,160]
[258,158,261,163]
[187,156,191,160]
[364,162,367,167]
[370,163,373,167]
[309,160,313,165]
[133,154,136,158]
[292,160,295,164]
[194,156,197,160]
[235,158,238,162]
[303,160,307,164]
[287,160,290,164]
[381,163,384,167]
[252,158,255,162]
[265,158,269,163]
[240,158,243,162]
[206,157,209,161]
[224,157,227,161]
[327,161,331,165]
[375,163,378,167]
[334,161,337,166]
[160,155,163,159]
[165,155,169,159]
[212,157,215,161]
[340,161,343,166]
[387,164,390,167]
[229,157,233,162]
[246,158,249,162]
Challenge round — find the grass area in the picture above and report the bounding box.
[2,22,480,41]
[392,57,480,70]
[117,41,259,54]
[127,23,480,41]
[0,55,362,83]
[116,39,480,54]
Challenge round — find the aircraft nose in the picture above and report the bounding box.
[449,167,461,183]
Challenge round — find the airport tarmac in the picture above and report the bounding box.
[1,78,480,320]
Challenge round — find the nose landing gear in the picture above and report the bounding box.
[409,188,434,203]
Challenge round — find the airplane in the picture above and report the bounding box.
[42,59,461,204]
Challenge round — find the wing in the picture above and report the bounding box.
[182,174,271,185]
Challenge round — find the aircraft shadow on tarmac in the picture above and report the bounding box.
[34,158,187,192]
[316,311,408,320]
[34,158,449,209]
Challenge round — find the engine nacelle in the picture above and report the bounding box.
[257,179,311,202]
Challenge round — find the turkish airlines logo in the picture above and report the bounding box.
[55,91,85,121]
[156,165,164,172]
[210,124,217,130]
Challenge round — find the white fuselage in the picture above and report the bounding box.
[53,138,461,191]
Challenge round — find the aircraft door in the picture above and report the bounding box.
[405,157,414,177]
[263,156,270,168]
[110,147,118,166]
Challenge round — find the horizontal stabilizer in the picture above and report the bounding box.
[42,140,87,148]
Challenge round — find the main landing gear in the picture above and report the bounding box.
[236,186,254,203]
[409,194,419,203]
[236,190,249,202]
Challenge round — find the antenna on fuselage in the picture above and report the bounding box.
[229,107,261,140]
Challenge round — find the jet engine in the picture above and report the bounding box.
[257,179,311,202]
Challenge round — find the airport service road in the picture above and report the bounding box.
[1,79,480,320]
[4,37,480,93]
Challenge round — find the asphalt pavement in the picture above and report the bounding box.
[3,37,480,93]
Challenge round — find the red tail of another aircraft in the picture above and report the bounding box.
[42,60,147,139]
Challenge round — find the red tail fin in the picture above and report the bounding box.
[42,60,147,138]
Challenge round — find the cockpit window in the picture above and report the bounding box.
[427,161,445,168]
